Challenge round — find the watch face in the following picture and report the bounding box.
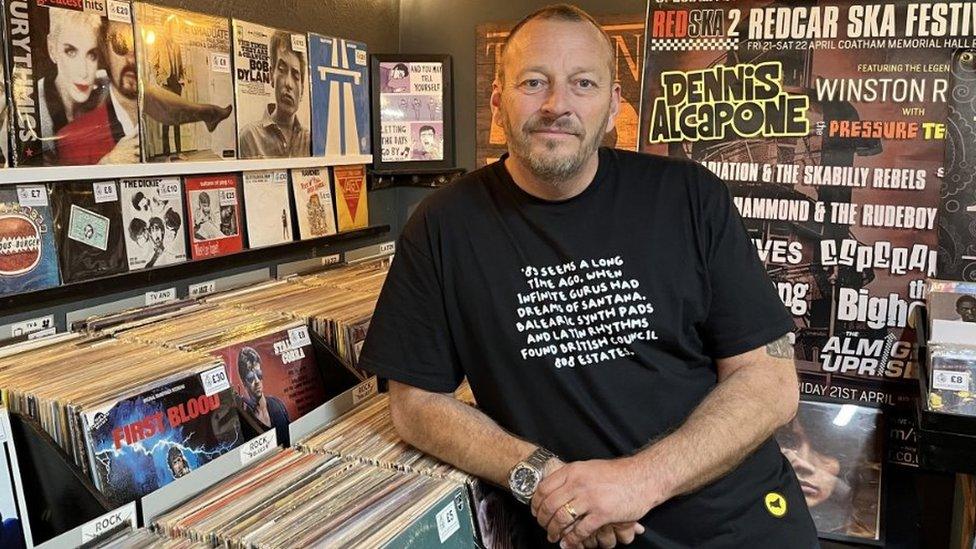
[512,465,539,496]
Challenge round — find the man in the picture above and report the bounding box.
[411,124,443,160]
[192,193,221,241]
[166,446,190,479]
[237,346,290,443]
[56,20,233,164]
[955,295,976,323]
[359,5,817,548]
[238,31,310,158]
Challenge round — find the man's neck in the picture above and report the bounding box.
[110,86,138,130]
[271,105,294,130]
[504,152,600,202]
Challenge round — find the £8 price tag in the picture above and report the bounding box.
[933,370,971,392]
[93,182,118,203]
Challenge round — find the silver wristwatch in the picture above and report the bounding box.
[508,447,557,504]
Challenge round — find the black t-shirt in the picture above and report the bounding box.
[360,148,818,548]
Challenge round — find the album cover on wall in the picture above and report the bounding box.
[939,48,976,281]
[290,167,337,239]
[184,174,244,260]
[775,400,884,543]
[0,186,60,297]
[83,368,242,505]
[5,0,141,166]
[0,35,8,168]
[309,33,370,159]
[133,3,236,162]
[927,281,976,345]
[242,170,293,248]
[333,165,368,231]
[50,180,128,283]
[120,178,187,270]
[233,20,311,159]
[370,54,454,172]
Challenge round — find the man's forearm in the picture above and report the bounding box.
[628,354,798,507]
[388,380,539,486]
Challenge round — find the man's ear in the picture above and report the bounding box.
[605,82,622,134]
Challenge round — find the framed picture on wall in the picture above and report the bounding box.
[370,54,455,173]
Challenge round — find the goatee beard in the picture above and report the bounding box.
[501,109,608,184]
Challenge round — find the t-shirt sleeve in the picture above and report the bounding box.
[358,208,464,393]
[697,169,793,359]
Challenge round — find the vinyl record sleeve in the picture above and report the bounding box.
[290,167,337,239]
[775,400,883,542]
[333,165,368,231]
[5,0,141,166]
[83,369,242,505]
[242,170,293,248]
[0,186,60,296]
[233,20,311,159]
[133,3,236,162]
[184,174,244,260]
[119,177,187,270]
[211,326,327,442]
[0,408,32,548]
[308,33,370,157]
[51,180,128,283]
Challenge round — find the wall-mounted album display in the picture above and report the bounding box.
[133,3,236,162]
[370,54,454,172]
[6,0,141,166]
[51,180,128,283]
[939,48,976,281]
[333,165,369,231]
[0,186,60,297]
[120,178,187,270]
[184,174,244,260]
[233,20,311,159]
[290,167,337,239]
[0,38,8,168]
[309,34,371,158]
[242,170,293,248]
[775,400,884,544]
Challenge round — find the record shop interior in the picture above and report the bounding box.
[0,0,974,548]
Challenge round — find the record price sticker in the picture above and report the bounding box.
[288,326,312,348]
[933,370,971,392]
[211,53,231,73]
[16,185,47,207]
[240,430,277,466]
[201,365,230,396]
[93,182,118,203]
[159,180,181,200]
[436,501,461,542]
[81,502,136,542]
[379,241,396,255]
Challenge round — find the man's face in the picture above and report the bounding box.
[273,46,303,118]
[779,420,840,508]
[149,222,164,247]
[106,21,138,100]
[957,298,976,322]
[169,454,189,478]
[420,129,435,149]
[84,224,94,239]
[243,363,264,399]
[491,19,620,183]
[199,196,211,217]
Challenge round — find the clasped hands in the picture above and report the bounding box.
[530,457,667,549]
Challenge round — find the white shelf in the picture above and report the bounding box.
[0,154,373,184]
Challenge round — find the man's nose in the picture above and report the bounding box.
[540,81,572,117]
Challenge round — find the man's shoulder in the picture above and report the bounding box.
[608,148,727,197]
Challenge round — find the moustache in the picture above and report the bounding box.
[523,117,583,136]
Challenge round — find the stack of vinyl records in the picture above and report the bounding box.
[92,528,207,549]
[113,306,330,442]
[298,390,475,485]
[207,260,389,369]
[925,280,976,417]
[153,448,469,547]
[0,334,242,505]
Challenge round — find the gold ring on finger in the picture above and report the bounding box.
[563,502,580,521]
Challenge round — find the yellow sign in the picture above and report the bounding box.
[764,492,787,518]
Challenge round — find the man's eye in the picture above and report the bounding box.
[578,79,595,89]
[522,79,543,89]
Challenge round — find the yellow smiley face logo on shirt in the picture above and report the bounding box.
[764,492,787,518]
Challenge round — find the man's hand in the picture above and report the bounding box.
[531,458,665,548]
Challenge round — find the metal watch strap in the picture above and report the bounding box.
[525,447,556,472]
